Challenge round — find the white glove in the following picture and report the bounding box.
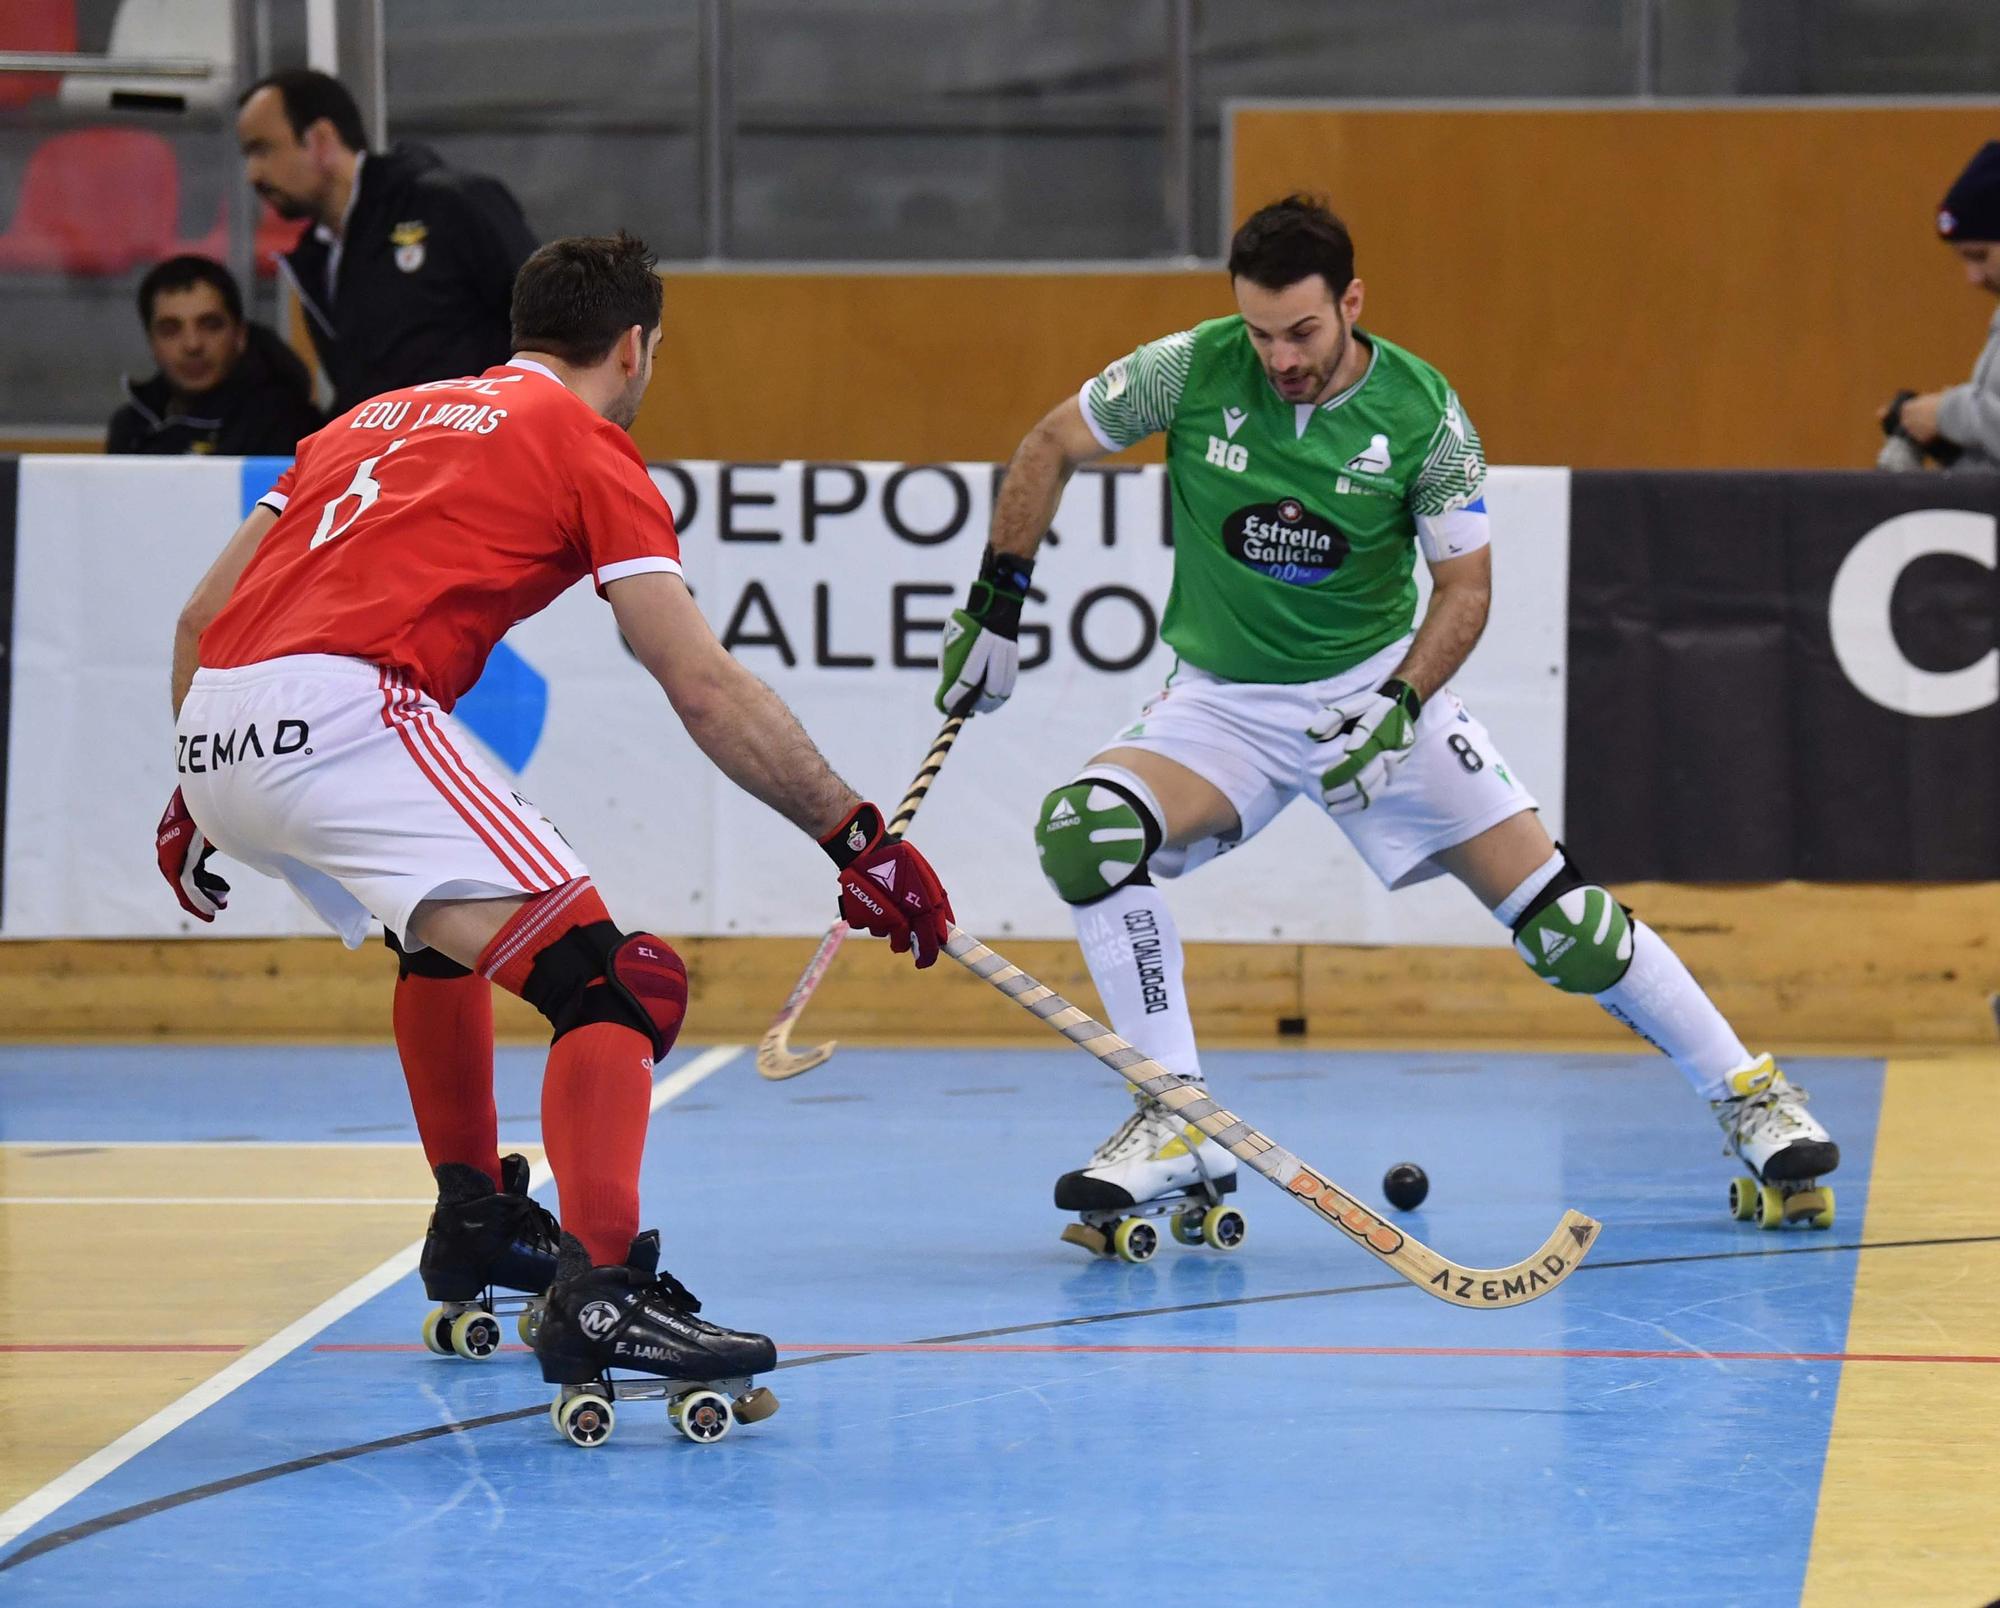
[938,612,1019,715]
[1307,681,1421,816]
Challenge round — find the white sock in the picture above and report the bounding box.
[1073,881,1204,1084]
[1593,921,1752,1101]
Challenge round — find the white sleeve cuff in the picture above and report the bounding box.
[595,555,684,589]
[257,492,289,514]
[1414,502,1491,564]
[1077,378,1122,454]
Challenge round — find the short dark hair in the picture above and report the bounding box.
[509,232,663,366]
[1228,194,1356,298]
[239,68,369,153]
[137,255,245,328]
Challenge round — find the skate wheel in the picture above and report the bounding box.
[1111,1217,1158,1264]
[448,1308,502,1360]
[517,1304,544,1348]
[1728,1177,1759,1222]
[1060,1222,1110,1257]
[1201,1204,1247,1252]
[420,1307,452,1356]
[554,1389,615,1448]
[733,1386,780,1425]
[1170,1209,1206,1246]
[1757,1182,1786,1231]
[1784,1185,1834,1230]
[669,1388,734,1444]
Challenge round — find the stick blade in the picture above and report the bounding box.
[757,1032,839,1081]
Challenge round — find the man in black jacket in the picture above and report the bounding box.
[107,255,324,456]
[236,68,537,415]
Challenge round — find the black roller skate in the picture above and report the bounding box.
[418,1153,561,1360]
[536,1230,779,1448]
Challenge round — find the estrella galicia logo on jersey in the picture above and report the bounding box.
[1221,498,1350,586]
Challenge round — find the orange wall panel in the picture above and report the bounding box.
[1230,103,2000,468]
[633,270,1229,464]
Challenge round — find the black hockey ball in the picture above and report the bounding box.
[1382,1162,1429,1211]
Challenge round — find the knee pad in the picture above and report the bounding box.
[1510,854,1634,994]
[478,881,687,1057]
[1034,766,1164,906]
[385,927,474,981]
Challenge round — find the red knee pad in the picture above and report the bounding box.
[605,934,688,1061]
[476,882,688,1058]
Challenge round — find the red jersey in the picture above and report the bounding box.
[201,360,681,708]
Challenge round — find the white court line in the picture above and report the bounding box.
[0,1197,440,1207]
[0,1042,744,1554]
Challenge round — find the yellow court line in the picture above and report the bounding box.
[0,1197,440,1206]
[1802,1052,2000,1606]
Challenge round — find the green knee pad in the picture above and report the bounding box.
[1514,885,1634,993]
[1035,779,1154,904]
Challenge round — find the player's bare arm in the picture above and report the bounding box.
[608,570,857,836]
[936,394,1107,715]
[610,569,956,965]
[1389,545,1492,703]
[988,395,1108,563]
[171,503,279,716]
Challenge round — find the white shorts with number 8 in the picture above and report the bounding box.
[1101,636,1536,890]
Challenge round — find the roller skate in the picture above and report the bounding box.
[1713,1056,1841,1231]
[418,1153,561,1359]
[536,1230,779,1448]
[1054,1090,1246,1264]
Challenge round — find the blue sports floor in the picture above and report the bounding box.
[0,1039,1976,1606]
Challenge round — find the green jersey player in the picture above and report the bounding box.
[936,195,1840,1248]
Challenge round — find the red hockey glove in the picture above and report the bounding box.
[820,802,954,969]
[156,786,230,922]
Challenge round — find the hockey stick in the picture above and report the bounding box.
[944,925,1601,1309]
[757,698,976,1080]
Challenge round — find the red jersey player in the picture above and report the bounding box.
[157,234,950,1445]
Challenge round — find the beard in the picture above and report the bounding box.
[258,185,314,221]
[604,371,647,430]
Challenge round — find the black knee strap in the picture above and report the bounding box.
[518,919,657,1047]
[385,927,474,981]
[1510,845,1630,937]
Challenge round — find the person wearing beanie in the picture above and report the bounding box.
[1878,140,2000,470]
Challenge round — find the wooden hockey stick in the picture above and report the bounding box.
[757,699,975,1080]
[944,925,1601,1308]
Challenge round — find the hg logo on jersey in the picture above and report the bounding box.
[1222,498,1351,586]
[1204,435,1249,473]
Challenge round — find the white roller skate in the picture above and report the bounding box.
[1713,1056,1841,1231]
[1054,1091,1245,1263]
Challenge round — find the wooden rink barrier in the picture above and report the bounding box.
[1227,101,2000,471]
[4,882,1994,1049]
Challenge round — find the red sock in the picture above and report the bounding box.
[477,882,655,1267]
[541,1023,653,1265]
[393,972,501,1186]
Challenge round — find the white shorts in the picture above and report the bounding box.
[1101,640,1537,890]
[176,654,587,948]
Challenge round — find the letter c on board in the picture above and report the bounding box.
[1828,509,1997,717]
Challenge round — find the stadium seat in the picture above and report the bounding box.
[0,128,180,274]
[0,0,77,108]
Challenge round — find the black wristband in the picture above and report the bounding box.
[819,801,884,869]
[1883,389,1915,440]
[963,546,1034,640]
[1380,678,1422,720]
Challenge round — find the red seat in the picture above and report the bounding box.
[0,129,179,275]
[177,198,309,277]
[0,0,76,108]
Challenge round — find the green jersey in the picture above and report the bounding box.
[1081,316,1486,685]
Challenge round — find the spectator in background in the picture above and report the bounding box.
[236,68,537,415]
[107,256,323,456]
[1879,141,2000,471]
